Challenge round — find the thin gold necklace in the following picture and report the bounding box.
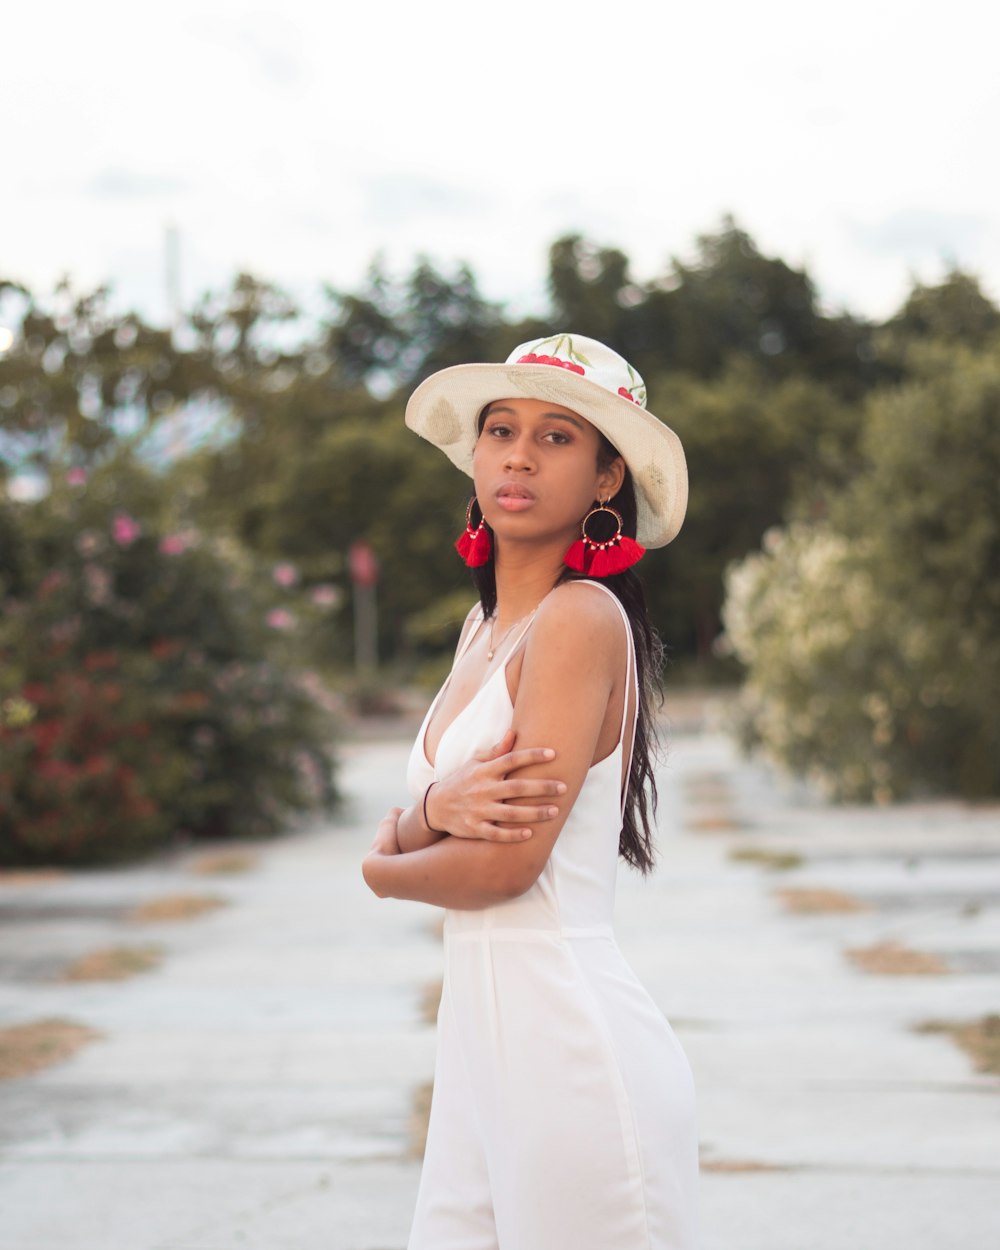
[487,609,536,661]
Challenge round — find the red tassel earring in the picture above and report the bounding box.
[455,496,492,567]
[564,502,645,577]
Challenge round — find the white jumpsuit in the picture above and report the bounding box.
[405,580,700,1250]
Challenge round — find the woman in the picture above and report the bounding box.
[362,333,699,1249]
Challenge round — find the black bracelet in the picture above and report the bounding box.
[422,782,447,834]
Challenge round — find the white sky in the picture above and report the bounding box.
[4,0,999,328]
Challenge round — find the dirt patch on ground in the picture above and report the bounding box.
[730,847,804,871]
[126,893,227,922]
[188,849,259,875]
[917,1014,1000,1075]
[0,1017,103,1080]
[775,886,867,914]
[0,869,66,888]
[687,814,745,832]
[682,770,730,796]
[846,940,948,976]
[58,944,164,981]
[683,770,743,830]
[410,1079,433,1159]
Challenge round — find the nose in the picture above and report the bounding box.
[503,432,535,472]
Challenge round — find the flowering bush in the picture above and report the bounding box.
[0,465,340,866]
[722,524,928,801]
[721,341,1000,802]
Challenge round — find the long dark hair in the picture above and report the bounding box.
[469,420,664,875]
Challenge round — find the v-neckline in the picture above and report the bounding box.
[415,581,638,818]
[421,619,520,771]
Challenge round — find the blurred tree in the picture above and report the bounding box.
[321,256,506,389]
[547,235,636,351]
[642,360,857,658]
[724,336,1000,800]
[6,226,996,693]
[0,278,214,478]
[659,216,878,393]
[881,267,1000,352]
[198,386,471,666]
[546,219,879,398]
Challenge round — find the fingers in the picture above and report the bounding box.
[488,802,561,825]
[476,727,516,762]
[499,775,567,799]
[472,822,536,842]
[494,747,558,774]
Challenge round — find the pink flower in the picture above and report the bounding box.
[272,562,299,587]
[111,513,141,546]
[159,534,187,556]
[266,608,295,630]
[310,584,340,607]
[66,468,87,487]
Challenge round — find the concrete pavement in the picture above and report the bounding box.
[1,705,998,1249]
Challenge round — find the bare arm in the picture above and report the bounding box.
[395,729,566,853]
[362,588,623,907]
[393,604,566,854]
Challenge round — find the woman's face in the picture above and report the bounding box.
[472,398,624,550]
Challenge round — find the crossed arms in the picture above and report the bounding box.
[361,586,624,909]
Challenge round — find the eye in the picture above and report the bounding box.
[484,421,513,438]
[544,429,572,445]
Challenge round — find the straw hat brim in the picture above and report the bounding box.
[404,362,688,548]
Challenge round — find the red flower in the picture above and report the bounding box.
[150,638,182,660]
[83,651,119,672]
[618,387,640,404]
[172,690,210,711]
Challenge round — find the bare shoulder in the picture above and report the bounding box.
[529,581,625,669]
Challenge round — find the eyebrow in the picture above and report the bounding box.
[484,404,587,431]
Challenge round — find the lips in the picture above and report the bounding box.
[495,482,536,511]
[496,481,535,499]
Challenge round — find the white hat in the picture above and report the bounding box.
[404,332,688,547]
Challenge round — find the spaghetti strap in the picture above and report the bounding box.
[504,607,540,657]
[454,604,485,665]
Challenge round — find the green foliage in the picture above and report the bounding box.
[642,362,859,656]
[546,219,880,398]
[321,256,508,389]
[3,218,997,695]
[0,278,214,480]
[722,339,1000,801]
[0,459,339,866]
[883,267,1000,349]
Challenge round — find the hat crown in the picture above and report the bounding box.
[506,334,648,410]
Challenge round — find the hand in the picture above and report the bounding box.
[425,729,566,843]
[370,807,403,856]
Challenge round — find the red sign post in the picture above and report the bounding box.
[349,540,379,675]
